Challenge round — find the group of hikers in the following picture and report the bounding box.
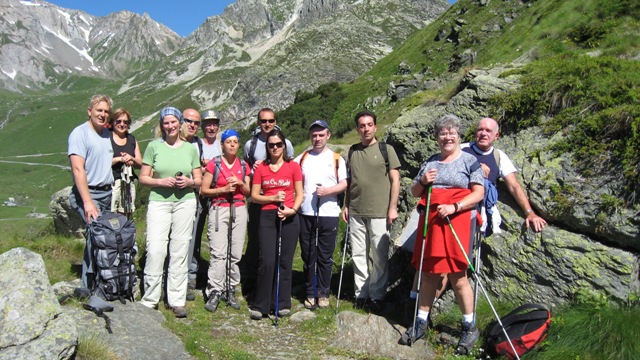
[68,94,546,353]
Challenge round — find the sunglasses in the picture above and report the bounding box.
[259,119,276,124]
[114,119,131,125]
[268,142,284,149]
[184,118,201,126]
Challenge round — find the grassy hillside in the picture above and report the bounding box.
[277,0,639,199]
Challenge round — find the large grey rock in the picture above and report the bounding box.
[332,311,435,359]
[62,301,191,360]
[0,247,77,360]
[483,207,640,305]
[49,186,84,237]
[386,64,640,305]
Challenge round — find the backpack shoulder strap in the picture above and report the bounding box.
[212,156,223,185]
[493,147,501,169]
[248,134,259,165]
[195,136,203,157]
[333,151,341,181]
[378,141,390,175]
[240,158,247,179]
[299,150,311,168]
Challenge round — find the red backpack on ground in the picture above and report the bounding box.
[485,303,551,359]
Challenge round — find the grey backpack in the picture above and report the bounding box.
[89,211,137,303]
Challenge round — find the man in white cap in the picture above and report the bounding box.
[187,110,222,299]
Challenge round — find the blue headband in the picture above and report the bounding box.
[159,107,183,124]
[221,129,240,142]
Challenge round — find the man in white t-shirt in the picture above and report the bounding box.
[461,117,546,232]
[294,120,347,309]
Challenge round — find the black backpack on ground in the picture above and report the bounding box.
[88,211,137,304]
[484,303,551,359]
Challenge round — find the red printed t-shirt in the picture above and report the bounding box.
[252,161,302,210]
[205,157,251,207]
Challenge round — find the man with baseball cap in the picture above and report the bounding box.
[294,119,347,309]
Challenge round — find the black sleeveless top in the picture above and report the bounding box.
[111,133,137,180]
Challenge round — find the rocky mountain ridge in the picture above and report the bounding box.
[0,0,181,91]
[0,0,450,127]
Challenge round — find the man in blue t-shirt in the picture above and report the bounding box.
[68,94,115,288]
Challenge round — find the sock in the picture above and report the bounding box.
[409,291,417,299]
[417,310,429,321]
[463,313,474,324]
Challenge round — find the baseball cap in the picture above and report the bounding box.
[308,119,329,130]
[201,110,221,122]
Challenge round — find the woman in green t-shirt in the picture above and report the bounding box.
[138,107,202,318]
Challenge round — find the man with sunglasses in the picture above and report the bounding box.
[186,109,222,300]
[183,108,203,161]
[241,108,293,300]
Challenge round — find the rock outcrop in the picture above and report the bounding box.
[49,186,85,237]
[385,64,640,306]
[332,311,435,359]
[0,248,77,360]
[0,247,190,360]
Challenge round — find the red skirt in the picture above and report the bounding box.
[411,187,476,274]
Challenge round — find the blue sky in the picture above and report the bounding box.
[45,0,236,37]
[45,0,456,37]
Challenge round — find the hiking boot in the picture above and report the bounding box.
[204,291,221,312]
[304,297,315,309]
[186,290,195,301]
[277,308,291,317]
[456,321,479,355]
[172,306,188,318]
[187,279,196,290]
[318,297,330,309]
[399,317,429,346]
[249,309,263,320]
[226,290,240,310]
[354,298,367,310]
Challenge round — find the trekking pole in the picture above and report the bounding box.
[335,222,349,312]
[473,229,483,323]
[411,186,431,344]
[227,193,235,304]
[445,216,521,360]
[313,190,321,308]
[274,203,284,327]
[121,165,133,219]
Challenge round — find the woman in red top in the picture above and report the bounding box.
[200,129,251,312]
[249,129,303,320]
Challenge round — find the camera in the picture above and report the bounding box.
[175,172,183,177]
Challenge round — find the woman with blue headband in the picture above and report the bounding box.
[138,106,202,318]
[200,129,251,312]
